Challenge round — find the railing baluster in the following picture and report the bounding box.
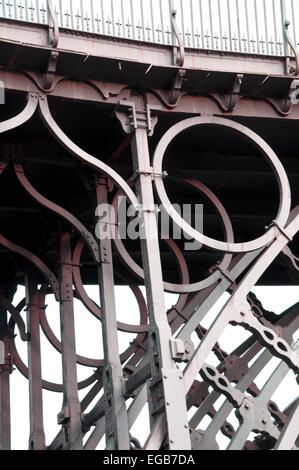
[190,0,195,48]
[273,0,278,55]
[69,0,74,31]
[100,0,105,35]
[140,0,145,41]
[236,0,241,52]
[254,0,260,54]
[41,0,46,23]
[180,0,185,46]
[90,0,95,34]
[111,0,115,38]
[245,0,250,53]
[36,0,40,23]
[150,0,155,43]
[24,0,29,22]
[263,0,269,54]
[227,0,232,52]
[280,0,287,57]
[120,0,125,38]
[159,0,165,45]
[130,0,135,40]
[7,0,13,19]
[14,0,18,21]
[0,0,296,61]
[58,0,62,27]
[208,0,214,50]
[218,0,223,51]
[199,0,204,49]
[80,0,84,31]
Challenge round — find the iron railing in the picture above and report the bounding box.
[0,0,299,57]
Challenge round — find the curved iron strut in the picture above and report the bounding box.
[171,9,185,67]
[284,20,299,76]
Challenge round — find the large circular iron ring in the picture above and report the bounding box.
[112,178,234,293]
[153,116,291,254]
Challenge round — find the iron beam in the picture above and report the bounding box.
[95,176,130,450]
[130,122,191,450]
[25,277,45,450]
[58,231,83,450]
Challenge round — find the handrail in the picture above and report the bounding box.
[0,0,299,61]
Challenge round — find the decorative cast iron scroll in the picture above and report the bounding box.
[0,89,298,451]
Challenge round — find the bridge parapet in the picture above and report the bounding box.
[0,0,299,64]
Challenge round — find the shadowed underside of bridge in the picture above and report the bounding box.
[0,92,298,287]
[0,4,298,452]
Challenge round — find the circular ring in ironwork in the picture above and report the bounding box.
[152,116,291,254]
[112,178,234,293]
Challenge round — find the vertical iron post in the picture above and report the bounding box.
[95,176,130,450]
[58,231,83,450]
[0,286,12,451]
[129,108,191,450]
[25,277,45,450]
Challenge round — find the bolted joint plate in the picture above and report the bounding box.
[60,279,73,302]
[170,338,194,362]
[161,367,191,450]
[115,101,159,136]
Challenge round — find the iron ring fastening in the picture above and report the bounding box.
[112,178,234,293]
[153,116,291,254]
